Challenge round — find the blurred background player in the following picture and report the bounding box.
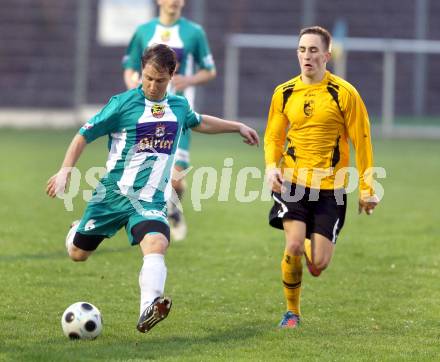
[264,26,379,328]
[122,0,216,241]
[47,44,258,334]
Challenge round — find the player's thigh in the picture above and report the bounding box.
[126,205,170,253]
[72,233,106,254]
[282,219,307,254]
[76,192,128,249]
[73,183,133,259]
[310,191,346,267]
[269,187,309,231]
[139,232,169,255]
[312,192,347,244]
[310,232,335,268]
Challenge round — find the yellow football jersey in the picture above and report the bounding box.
[264,71,374,198]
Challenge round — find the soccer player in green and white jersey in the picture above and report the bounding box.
[123,0,216,241]
[47,44,258,334]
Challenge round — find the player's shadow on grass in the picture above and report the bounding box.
[27,320,275,360]
[0,246,131,262]
[129,324,275,359]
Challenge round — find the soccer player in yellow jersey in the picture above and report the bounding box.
[264,26,379,328]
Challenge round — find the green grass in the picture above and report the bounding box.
[1,129,439,361]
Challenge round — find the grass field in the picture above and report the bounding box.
[1,128,439,361]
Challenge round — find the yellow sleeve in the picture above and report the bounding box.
[344,88,375,199]
[264,89,288,170]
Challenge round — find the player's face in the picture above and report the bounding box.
[141,63,173,101]
[297,34,331,83]
[157,0,185,16]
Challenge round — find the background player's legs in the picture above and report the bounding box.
[168,131,191,241]
[169,164,188,240]
[171,164,186,203]
[281,220,306,319]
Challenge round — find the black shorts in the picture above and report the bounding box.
[269,183,347,244]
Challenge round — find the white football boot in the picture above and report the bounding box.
[65,220,80,253]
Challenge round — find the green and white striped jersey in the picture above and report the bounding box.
[79,86,201,203]
[122,17,215,107]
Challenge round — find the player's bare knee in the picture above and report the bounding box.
[286,239,304,255]
[69,252,88,262]
[68,247,90,262]
[140,234,169,255]
[313,256,330,271]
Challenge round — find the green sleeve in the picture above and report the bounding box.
[184,99,202,129]
[122,28,143,72]
[194,27,215,71]
[79,96,120,143]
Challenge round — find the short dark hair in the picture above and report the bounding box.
[299,26,332,51]
[141,43,177,76]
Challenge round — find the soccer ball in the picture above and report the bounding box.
[61,302,103,339]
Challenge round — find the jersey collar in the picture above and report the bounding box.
[138,86,168,103]
[157,16,182,28]
[298,70,331,88]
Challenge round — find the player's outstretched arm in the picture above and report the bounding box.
[46,134,87,198]
[192,115,260,146]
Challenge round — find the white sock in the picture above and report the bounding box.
[139,253,167,316]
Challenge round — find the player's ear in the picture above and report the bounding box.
[325,51,332,63]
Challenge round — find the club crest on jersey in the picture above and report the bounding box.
[161,30,171,42]
[155,123,166,137]
[304,100,315,117]
[151,104,165,118]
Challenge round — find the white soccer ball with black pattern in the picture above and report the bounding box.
[61,302,103,339]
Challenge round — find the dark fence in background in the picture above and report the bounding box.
[1,0,439,120]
